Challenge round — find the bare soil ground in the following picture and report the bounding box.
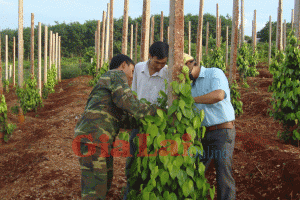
[1,63,300,200]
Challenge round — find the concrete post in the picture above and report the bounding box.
[105,3,110,62]
[95,31,97,55]
[140,0,150,62]
[38,22,42,97]
[206,22,209,56]
[167,26,169,44]
[188,21,191,55]
[229,0,239,84]
[277,0,282,50]
[283,20,286,50]
[269,16,272,67]
[52,33,55,64]
[219,17,222,47]
[56,33,58,80]
[44,26,48,85]
[292,9,294,30]
[100,11,106,68]
[9,65,12,80]
[168,0,185,107]
[160,11,164,41]
[150,16,155,46]
[59,36,61,81]
[130,24,134,59]
[196,0,204,64]
[0,36,2,95]
[122,0,129,55]
[109,0,114,61]
[253,10,257,52]
[30,13,35,78]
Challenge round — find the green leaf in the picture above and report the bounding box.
[167,104,177,116]
[163,191,170,199]
[179,100,186,111]
[157,109,164,119]
[176,112,182,121]
[186,166,194,178]
[160,170,169,186]
[182,179,193,197]
[193,116,201,129]
[142,191,150,200]
[209,185,216,200]
[168,193,177,200]
[186,127,196,140]
[199,110,205,122]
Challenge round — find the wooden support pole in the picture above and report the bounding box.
[9,65,12,80]
[109,0,114,61]
[0,35,2,95]
[253,10,257,52]
[44,26,48,85]
[269,16,272,67]
[38,22,42,97]
[59,36,61,81]
[219,17,222,47]
[292,9,294,30]
[105,3,110,62]
[160,11,164,41]
[30,13,35,78]
[5,35,8,90]
[238,25,241,48]
[196,0,204,64]
[295,0,299,37]
[283,20,286,50]
[18,0,24,117]
[52,33,55,64]
[241,0,244,45]
[229,0,239,84]
[150,16,155,46]
[130,24,134,59]
[188,21,191,55]
[56,33,58,80]
[226,26,229,68]
[216,3,219,48]
[13,37,15,86]
[97,20,101,70]
[277,0,282,50]
[49,31,52,69]
[122,0,129,55]
[206,22,209,56]
[298,0,300,41]
[168,0,184,106]
[140,0,150,62]
[135,23,138,63]
[100,11,106,68]
[95,31,97,55]
[167,26,170,44]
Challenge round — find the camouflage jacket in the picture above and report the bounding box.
[74,70,157,144]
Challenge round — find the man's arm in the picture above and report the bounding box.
[193,89,225,104]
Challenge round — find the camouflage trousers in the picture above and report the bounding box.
[79,138,115,200]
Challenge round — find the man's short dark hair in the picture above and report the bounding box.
[109,54,135,70]
[149,41,169,59]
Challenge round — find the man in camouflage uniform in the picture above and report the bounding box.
[74,54,158,200]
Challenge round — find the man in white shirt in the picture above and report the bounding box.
[123,41,169,200]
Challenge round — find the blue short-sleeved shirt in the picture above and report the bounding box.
[191,66,235,127]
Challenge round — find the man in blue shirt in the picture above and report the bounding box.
[185,54,236,200]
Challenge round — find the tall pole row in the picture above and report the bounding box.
[100,11,106,68]
[140,0,150,62]
[160,11,164,41]
[196,0,204,64]
[109,0,114,61]
[121,0,129,55]
[268,16,272,67]
[168,0,184,106]
[229,0,239,84]
[38,22,42,97]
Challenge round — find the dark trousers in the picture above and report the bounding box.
[199,126,236,200]
[123,128,139,200]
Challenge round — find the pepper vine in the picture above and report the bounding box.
[0,95,17,142]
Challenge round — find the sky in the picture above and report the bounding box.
[0,0,295,37]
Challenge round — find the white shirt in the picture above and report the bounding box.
[132,60,168,104]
